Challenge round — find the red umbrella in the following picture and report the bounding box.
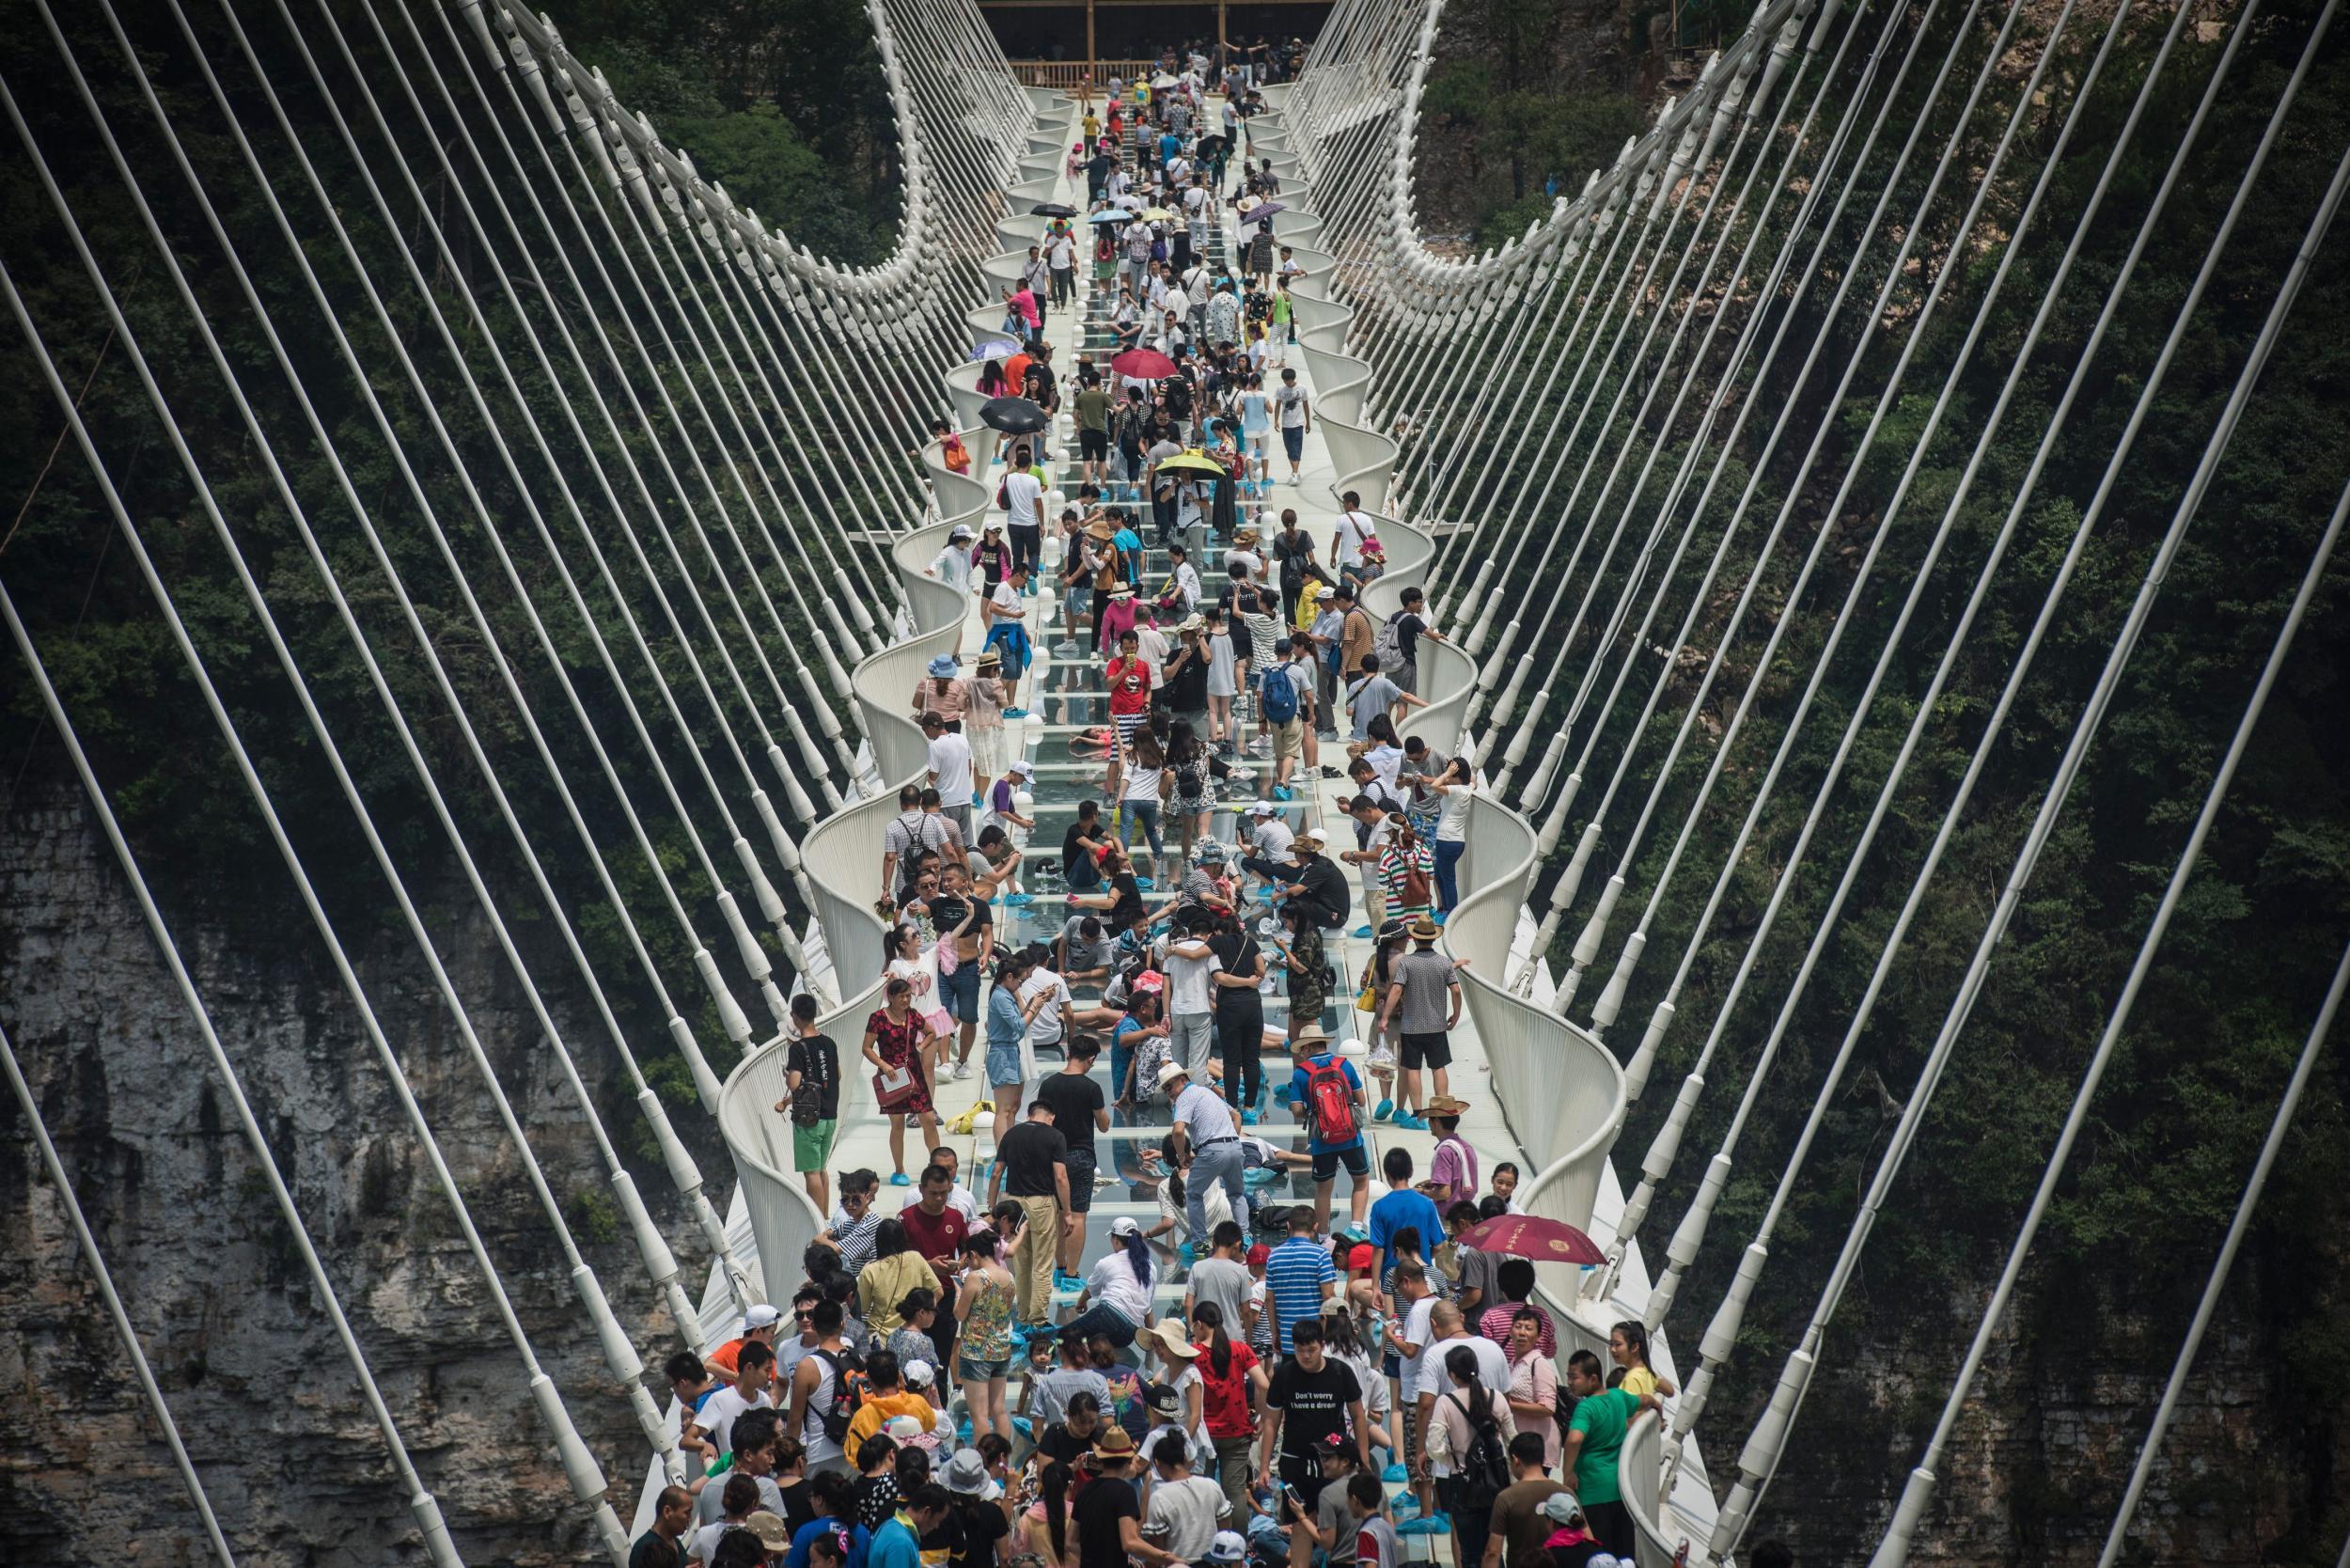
[1111,348,1179,379]
[1459,1214,1606,1265]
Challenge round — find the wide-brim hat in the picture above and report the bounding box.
[1156,1060,1189,1090]
[1143,1320,1200,1360]
[1410,914,1442,941]
[744,1512,794,1549]
[1107,585,1136,599]
[1086,519,1119,539]
[928,654,960,677]
[1426,1095,1470,1118]
[1292,1026,1332,1049]
[1091,1426,1139,1463]
[978,649,1002,667]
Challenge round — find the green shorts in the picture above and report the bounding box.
[793,1119,838,1171]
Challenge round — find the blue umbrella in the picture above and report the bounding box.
[968,339,1017,362]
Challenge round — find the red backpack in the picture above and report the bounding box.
[1305,1057,1358,1146]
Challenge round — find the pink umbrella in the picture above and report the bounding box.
[1458,1214,1605,1265]
[1111,348,1179,379]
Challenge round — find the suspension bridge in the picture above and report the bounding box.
[1,0,2344,1562]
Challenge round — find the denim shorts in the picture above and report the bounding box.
[939,961,982,1024]
[959,1354,1010,1382]
[986,1043,1026,1088]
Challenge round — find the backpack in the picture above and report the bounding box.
[813,1348,870,1444]
[1449,1392,1512,1515]
[1304,1057,1357,1146]
[1371,613,1406,674]
[1260,663,1299,723]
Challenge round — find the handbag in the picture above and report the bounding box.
[995,478,1010,510]
[873,1064,917,1111]
[1355,962,1380,1013]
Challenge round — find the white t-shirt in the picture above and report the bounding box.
[1437,781,1475,843]
[1021,966,1074,1048]
[1250,816,1294,859]
[1335,510,1376,568]
[1088,1248,1155,1323]
[1003,470,1045,527]
[933,543,973,588]
[697,1384,772,1456]
[1050,234,1076,269]
[989,579,1023,623]
[1137,625,1172,687]
[1165,944,1218,1015]
[1399,1294,1440,1398]
[928,731,974,798]
[1275,384,1308,429]
[1419,1331,1512,1408]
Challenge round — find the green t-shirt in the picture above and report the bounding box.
[1075,386,1114,433]
[1568,1387,1640,1505]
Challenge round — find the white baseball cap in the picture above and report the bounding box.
[744,1304,781,1330]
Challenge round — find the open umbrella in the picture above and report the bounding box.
[967,339,1017,362]
[1195,133,1230,159]
[1457,1214,1606,1266]
[1243,201,1287,225]
[979,396,1049,435]
[1138,207,1175,222]
[1030,202,1078,218]
[1110,348,1179,379]
[1152,449,1229,477]
[1088,210,1129,225]
[1151,72,1181,88]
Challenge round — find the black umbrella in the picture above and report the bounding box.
[1030,202,1079,218]
[1195,133,1230,159]
[979,396,1049,434]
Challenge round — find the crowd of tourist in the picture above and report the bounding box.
[629,55,1787,1568]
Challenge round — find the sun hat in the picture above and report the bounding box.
[1196,839,1229,862]
[944,1448,998,1497]
[1292,1025,1332,1049]
[1107,584,1136,598]
[744,1513,794,1549]
[1409,914,1442,941]
[744,1303,781,1331]
[1426,1095,1470,1118]
[928,654,960,677]
[1156,1060,1190,1091]
[949,524,974,541]
[978,648,1001,667]
[1091,1426,1139,1463]
[1303,827,1331,847]
[886,1415,925,1441]
[1143,1320,1200,1360]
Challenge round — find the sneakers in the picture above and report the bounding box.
[1394,1112,1428,1131]
[1374,1098,1395,1122]
[951,1058,974,1080]
[1319,765,1344,779]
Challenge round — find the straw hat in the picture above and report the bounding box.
[1409,914,1442,942]
[1426,1095,1470,1118]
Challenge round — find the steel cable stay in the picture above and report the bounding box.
[0,1019,238,1568]
[2092,930,2350,1568]
[70,0,764,1328]
[1449,30,1851,742]
[1,585,464,1568]
[155,0,791,1096]
[1649,0,2300,1433]
[1866,463,2349,1565]
[290,0,845,949]
[392,0,870,794]
[1700,16,2345,1544]
[0,241,630,1558]
[1589,0,2200,1277]
[224,0,806,1041]
[1494,0,1949,879]
[1,75,662,1559]
[1543,0,2077,1022]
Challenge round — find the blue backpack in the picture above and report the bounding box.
[1261,664,1299,723]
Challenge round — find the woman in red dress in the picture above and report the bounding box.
[863,975,946,1184]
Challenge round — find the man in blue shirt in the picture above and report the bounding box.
[1367,1146,1443,1279]
[1287,1027,1370,1236]
[1112,514,1145,588]
[1262,1205,1338,1353]
[867,1484,951,1568]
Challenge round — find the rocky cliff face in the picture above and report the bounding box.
[0,788,709,1566]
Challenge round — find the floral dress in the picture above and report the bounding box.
[1171,750,1215,817]
[869,1006,933,1117]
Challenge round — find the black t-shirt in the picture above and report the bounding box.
[1087,154,1115,185]
[1073,1475,1142,1568]
[777,1477,819,1538]
[1265,1357,1362,1462]
[998,1120,1070,1198]
[1163,646,1210,710]
[1037,1071,1107,1155]
[1393,611,1427,666]
[930,891,990,941]
[787,1034,842,1118]
[1295,858,1349,926]
[1037,1421,1092,1468]
[1106,871,1146,932]
[1275,533,1312,588]
[1064,821,1104,885]
[1209,930,1264,1021]
[628,1529,679,1568]
[939,1496,1010,1568]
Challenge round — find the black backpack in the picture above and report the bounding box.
[1449,1393,1512,1517]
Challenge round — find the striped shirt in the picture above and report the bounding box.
[1263,1237,1338,1353]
